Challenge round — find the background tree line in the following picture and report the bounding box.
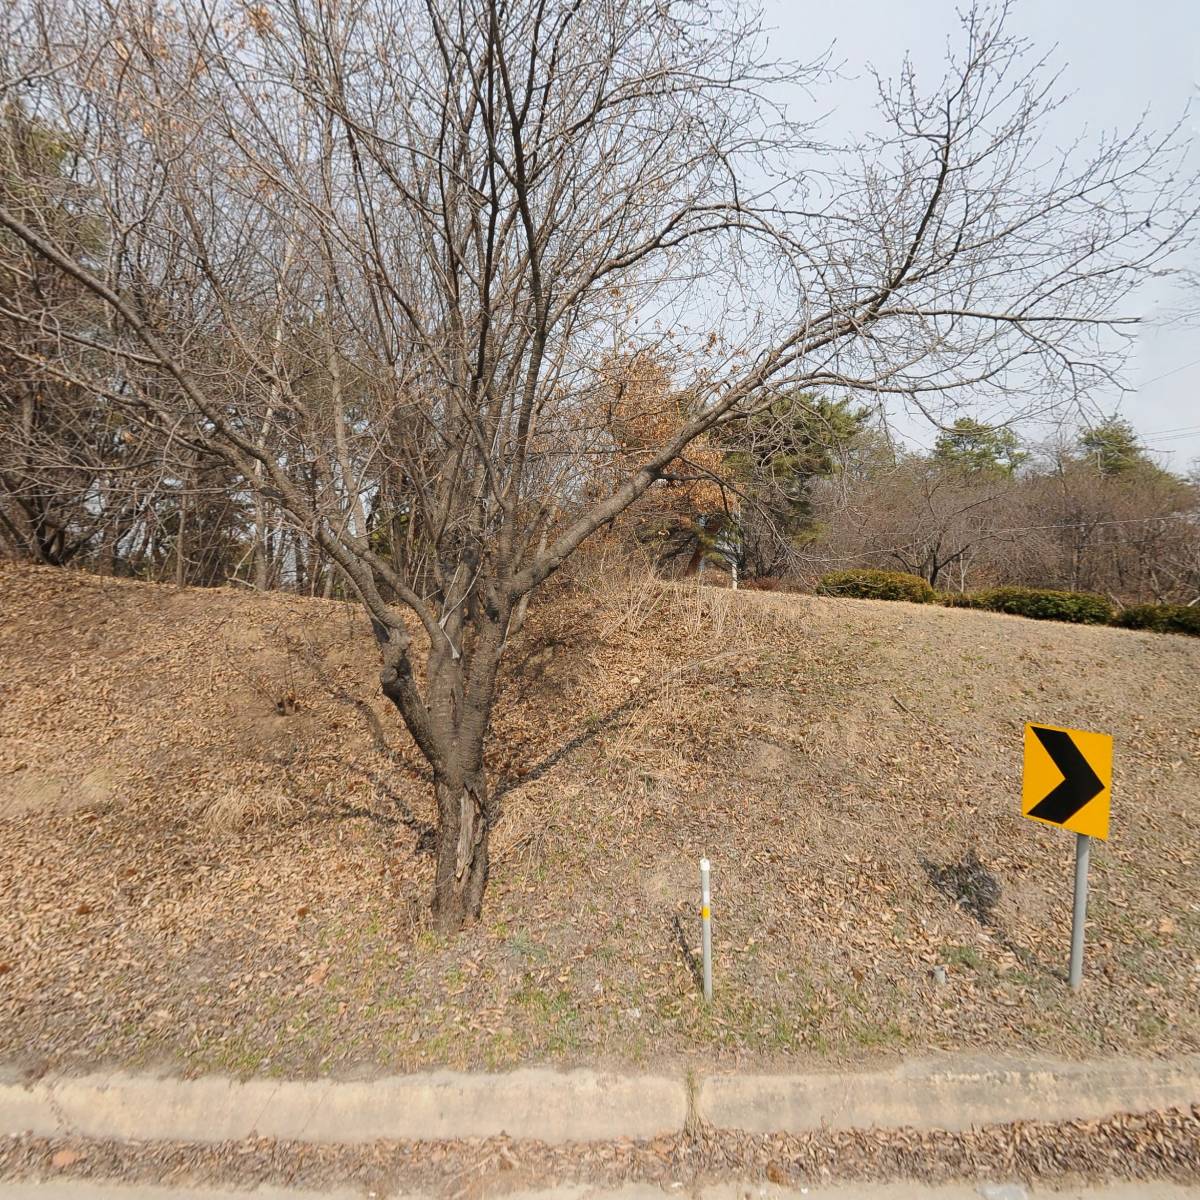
[801,417,1200,604]
[1,97,1194,607]
[574,400,1200,608]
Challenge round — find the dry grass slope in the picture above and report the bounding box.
[0,561,1197,1077]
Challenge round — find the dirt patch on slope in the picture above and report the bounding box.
[0,563,1197,1077]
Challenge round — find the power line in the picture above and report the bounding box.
[1144,431,1200,451]
[982,513,1197,537]
[1142,422,1200,437]
[1129,354,1200,391]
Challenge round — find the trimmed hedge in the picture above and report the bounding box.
[816,569,935,604]
[1114,603,1200,637]
[1114,603,1166,631]
[970,586,1113,625]
[1162,606,1200,637]
[823,574,1197,637]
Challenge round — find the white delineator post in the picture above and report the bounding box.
[1069,832,1091,990]
[700,857,712,1002]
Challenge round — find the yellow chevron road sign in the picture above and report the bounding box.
[1022,723,1112,841]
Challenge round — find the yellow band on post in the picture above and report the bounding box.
[700,906,710,919]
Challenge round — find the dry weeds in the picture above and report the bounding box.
[198,785,304,833]
[0,560,1197,1077]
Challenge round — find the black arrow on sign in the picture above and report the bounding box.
[1028,726,1104,825]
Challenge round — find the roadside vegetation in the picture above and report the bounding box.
[2,561,1196,1077]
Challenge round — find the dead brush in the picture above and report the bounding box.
[676,578,734,640]
[566,541,667,639]
[224,624,306,715]
[720,580,811,643]
[199,784,302,832]
[490,778,581,869]
[664,575,800,647]
[596,652,734,828]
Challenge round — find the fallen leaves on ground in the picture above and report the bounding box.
[0,561,1197,1076]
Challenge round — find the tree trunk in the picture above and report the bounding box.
[253,505,270,590]
[175,489,188,587]
[430,762,490,932]
[379,646,494,933]
[377,606,505,933]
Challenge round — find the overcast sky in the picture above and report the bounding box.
[762,0,1200,470]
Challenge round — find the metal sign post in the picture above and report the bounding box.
[700,857,712,1002]
[1069,832,1091,989]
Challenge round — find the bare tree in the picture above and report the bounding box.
[812,452,1018,589]
[804,423,1200,601]
[0,100,160,566]
[1,0,1194,928]
[1013,443,1200,601]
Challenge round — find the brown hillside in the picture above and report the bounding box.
[1,561,1197,1076]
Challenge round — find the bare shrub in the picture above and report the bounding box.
[199,786,301,833]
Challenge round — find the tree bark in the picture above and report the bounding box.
[175,487,188,588]
[430,763,490,932]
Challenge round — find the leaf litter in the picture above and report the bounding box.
[0,561,1197,1079]
[1,1106,1197,1195]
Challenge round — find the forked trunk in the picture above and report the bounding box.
[377,608,504,932]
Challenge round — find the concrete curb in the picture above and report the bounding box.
[0,1068,686,1145]
[0,1186,367,1200]
[700,1054,1200,1134]
[0,1056,1196,1146]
